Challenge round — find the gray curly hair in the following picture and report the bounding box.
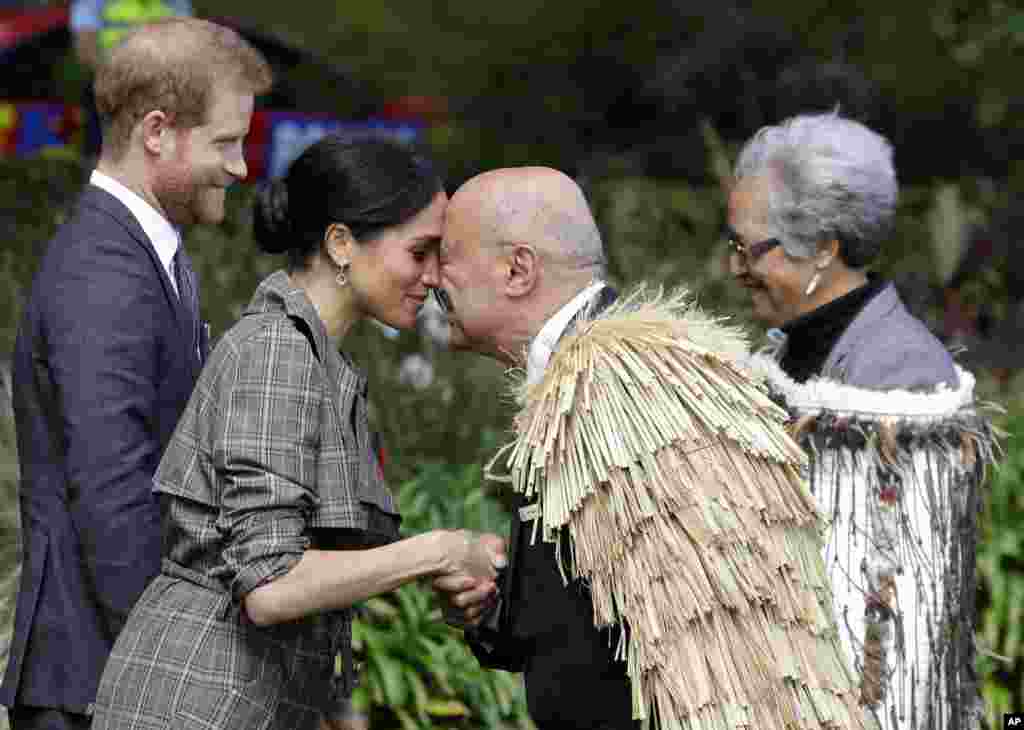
[733,111,897,267]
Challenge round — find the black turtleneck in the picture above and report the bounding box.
[778,276,888,383]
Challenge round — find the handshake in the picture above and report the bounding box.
[432,530,507,629]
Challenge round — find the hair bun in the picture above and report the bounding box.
[253,179,294,254]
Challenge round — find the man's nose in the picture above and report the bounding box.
[225,151,248,181]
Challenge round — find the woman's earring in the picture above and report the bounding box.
[804,271,821,297]
[336,262,350,287]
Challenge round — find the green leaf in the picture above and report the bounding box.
[367,662,386,706]
[349,685,370,713]
[406,667,430,720]
[364,596,400,621]
[394,707,422,730]
[375,654,410,707]
[395,585,424,630]
[1007,12,1024,41]
[424,698,470,717]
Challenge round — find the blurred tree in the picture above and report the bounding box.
[191,0,1020,184]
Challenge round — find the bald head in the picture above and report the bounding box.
[96,17,272,159]
[438,167,608,363]
[450,167,606,274]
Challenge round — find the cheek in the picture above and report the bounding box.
[358,253,418,307]
[754,262,806,307]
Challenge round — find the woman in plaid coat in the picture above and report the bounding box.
[91,137,504,730]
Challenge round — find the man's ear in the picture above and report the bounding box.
[140,110,172,157]
[505,242,539,298]
[324,223,356,268]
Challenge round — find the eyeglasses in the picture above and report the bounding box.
[724,228,781,264]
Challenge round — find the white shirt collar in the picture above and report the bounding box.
[90,169,181,294]
[526,280,606,386]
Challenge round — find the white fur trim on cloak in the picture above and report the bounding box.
[743,353,1000,730]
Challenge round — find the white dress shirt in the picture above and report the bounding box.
[525,280,606,386]
[90,170,181,296]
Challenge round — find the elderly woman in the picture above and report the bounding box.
[728,112,998,730]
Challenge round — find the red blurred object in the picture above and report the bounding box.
[1,5,446,179]
[0,4,68,48]
[379,95,449,126]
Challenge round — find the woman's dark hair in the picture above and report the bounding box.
[253,135,443,270]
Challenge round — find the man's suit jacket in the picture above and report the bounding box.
[470,285,639,730]
[1,185,205,714]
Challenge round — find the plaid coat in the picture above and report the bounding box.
[92,270,400,730]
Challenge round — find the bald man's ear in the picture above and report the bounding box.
[505,242,539,299]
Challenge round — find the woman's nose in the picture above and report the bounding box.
[421,252,440,287]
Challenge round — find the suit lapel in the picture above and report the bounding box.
[80,185,201,375]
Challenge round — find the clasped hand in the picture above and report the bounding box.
[433,530,506,628]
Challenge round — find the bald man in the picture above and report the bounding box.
[3,19,271,729]
[433,168,870,730]
[433,168,637,730]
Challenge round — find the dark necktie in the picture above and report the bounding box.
[173,246,201,361]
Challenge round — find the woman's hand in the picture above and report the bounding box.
[433,531,506,627]
[441,530,506,581]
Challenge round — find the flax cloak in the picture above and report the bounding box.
[488,287,868,730]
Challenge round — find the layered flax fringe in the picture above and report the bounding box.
[489,287,867,730]
[744,355,1000,730]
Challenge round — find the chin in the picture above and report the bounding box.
[193,189,227,225]
[749,293,777,327]
[196,202,226,225]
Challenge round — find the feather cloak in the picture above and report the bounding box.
[744,353,1000,730]
[489,287,868,730]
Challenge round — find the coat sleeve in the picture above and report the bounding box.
[49,234,167,638]
[211,320,322,603]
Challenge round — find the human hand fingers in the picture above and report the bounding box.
[433,572,478,594]
[455,531,508,580]
[440,581,497,628]
[477,532,507,570]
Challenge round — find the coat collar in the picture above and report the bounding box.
[89,170,180,287]
[243,270,331,365]
[526,280,608,386]
[746,351,977,421]
[79,184,153,251]
[79,184,199,370]
[821,281,902,377]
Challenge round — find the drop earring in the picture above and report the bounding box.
[336,262,350,287]
[804,271,821,297]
